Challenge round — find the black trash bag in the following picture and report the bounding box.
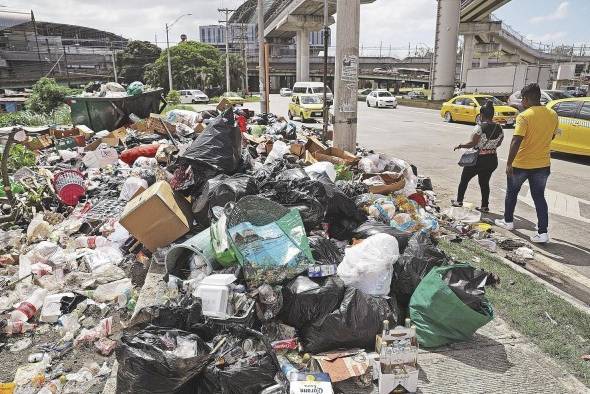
[308,236,344,265]
[352,220,412,254]
[390,232,449,308]
[279,275,345,329]
[335,180,369,199]
[180,110,242,175]
[443,265,494,315]
[195,327,281,394]
[116,327,211,394]
[134,295,207,334]
[192,174,258,226]
[301,287,399,354]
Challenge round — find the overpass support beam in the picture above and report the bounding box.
[333,0,360,153]
[479,52,489,68]
[432,0,461,101]
[461,34,475,83]
[296,29,310,81]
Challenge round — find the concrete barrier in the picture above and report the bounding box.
[397,99,444,110]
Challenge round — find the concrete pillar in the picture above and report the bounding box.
[296,29,310,81]
[371,80,378,90]
[333,0,360,153]
[431,0,461,101]
[461,34,475,83]
[479,53,489,68]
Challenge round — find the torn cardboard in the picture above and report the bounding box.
[313,147,358,166]
[312,349,370,383]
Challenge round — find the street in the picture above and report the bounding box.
[195,94,590,278]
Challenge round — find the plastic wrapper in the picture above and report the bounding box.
[265,140,289,164]
[308,236,344,265]
[358,154,388,173]
[181,111,242,177]
[116,327,210,393]
[352,220,412,254]
[279,275,345,329]
[337,233,399,296]
[119,176,148,201]
[301,287,399,353]
[391,232,449,308]
[83,145,119,168]
[304,162,336,182]
[166,109,201,129]
[409,264,493,348]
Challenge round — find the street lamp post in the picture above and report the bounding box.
[166,13,192,91]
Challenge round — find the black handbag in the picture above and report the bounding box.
[458,149,479,167]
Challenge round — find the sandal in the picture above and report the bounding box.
[451,200,463,207]
[476,207,490,213]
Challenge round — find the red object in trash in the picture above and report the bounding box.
[119,144,160,165]
[408,192,427,208]
[53,169,86,206]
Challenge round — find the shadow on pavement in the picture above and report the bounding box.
[433,334,514,374]
[551,152,590,166]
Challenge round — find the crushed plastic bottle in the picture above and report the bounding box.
[2,320,35,335]
[74,235,111,249]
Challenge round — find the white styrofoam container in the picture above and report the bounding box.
[194,274,236,318]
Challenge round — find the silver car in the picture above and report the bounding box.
[507,89,571,111]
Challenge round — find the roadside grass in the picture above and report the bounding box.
[162,104,197,113]
[439,239,590,387]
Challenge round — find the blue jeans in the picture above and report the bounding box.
[504,167,550,233]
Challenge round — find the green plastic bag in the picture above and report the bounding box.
[409,263,493,348]
[210,212,238,267]
[126,81,144,96]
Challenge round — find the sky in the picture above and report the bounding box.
[13,0,589,55]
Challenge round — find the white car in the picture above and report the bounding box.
[366,90,397,108]
[178,89,209,104]
[280,87,293,96]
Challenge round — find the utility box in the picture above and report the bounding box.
[465,65,551,96]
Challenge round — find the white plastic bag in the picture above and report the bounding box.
[119,176,148,201]
[264,140,289,164]
[83,146,118,168]
[358,154,388,173]
[304,161,336,182]
[337,233,399,296]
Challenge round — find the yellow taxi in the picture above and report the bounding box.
[440,94,518,126]
[221,92,245,106]
[288,94,324,121]
[547,97,590,156]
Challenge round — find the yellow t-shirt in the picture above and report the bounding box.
[512,106,558,169]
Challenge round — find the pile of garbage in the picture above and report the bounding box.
[0,97,497,393]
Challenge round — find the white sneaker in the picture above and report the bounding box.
[531,233,549,243]
[495,219,514,231]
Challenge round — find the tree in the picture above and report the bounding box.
[166,90,181,105]
[224,53,246,93]
[144,41,223,91]
[117,40,161,84]
[25,77,71,114]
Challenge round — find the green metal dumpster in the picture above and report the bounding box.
[67,89,166,131]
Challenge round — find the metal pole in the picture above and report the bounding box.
[257,0,268,113]
[111,47,118,83]
[31,11,43,74]
[219,8,234,93]
[264,42,270,111]
[322,0,329,141]
[244,29,249,94]
[62,46,70,86]
[166,23,173,90]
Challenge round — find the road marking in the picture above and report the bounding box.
[422,121,468,129]
[517,188,590,224]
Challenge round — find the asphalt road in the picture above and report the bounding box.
[194,95,590,278]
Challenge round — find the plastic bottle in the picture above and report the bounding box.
[75,236,110,249]
[92,278,132,303]
[3,320,35,335]
[10,288,48,322]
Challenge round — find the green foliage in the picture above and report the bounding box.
[144,41,223,90]
[25,77,72,114]
[224,53,246,92]
[166,90,181,105]
[0,105,71,127]
[0,144,36,173]
[163,104,196,114]
[117,40,161,83]
[335,163,353,181]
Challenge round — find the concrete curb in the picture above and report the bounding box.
[397,99,443,110]
[495,251,590,316]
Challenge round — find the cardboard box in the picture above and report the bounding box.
[290,142,306,157]
[377,364,419,394]
[119,181,192,252]
[313,147,359,166]
[25,135,53,150]
[363,172,406,194]
[289,373,334,394]
[76,125,95,139]
[305,136,327,154]
[216,98,233,112]
[50,126,79,139]
[84,128,126,151]
[146,114,176,135]
[194,123,206,133]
